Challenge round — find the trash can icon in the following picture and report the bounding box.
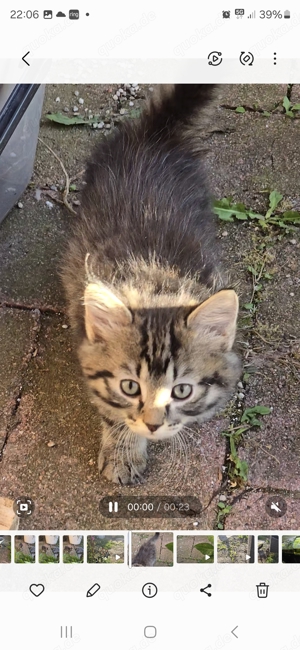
[256,582,269,598]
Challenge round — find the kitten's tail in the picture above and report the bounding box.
[150,532,160,540]
[142,84,217,138]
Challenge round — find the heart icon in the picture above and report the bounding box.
[29,584,45,597]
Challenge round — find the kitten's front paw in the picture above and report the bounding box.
[98,450,147,485]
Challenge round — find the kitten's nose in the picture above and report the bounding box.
[145,423,161,433]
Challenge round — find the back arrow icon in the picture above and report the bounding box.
[22,51,30,66]
[231,626,238,639]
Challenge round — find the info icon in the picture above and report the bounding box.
[142,583,158,598]
[265,495,287,518]
[69,9,80,19]
[13,496,35,517]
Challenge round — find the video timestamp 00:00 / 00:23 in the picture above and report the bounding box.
[99,496,202,517]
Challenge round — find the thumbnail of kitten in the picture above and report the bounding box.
[61,84,241,485]
[132,532,160,567]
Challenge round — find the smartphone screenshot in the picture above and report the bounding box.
[0,2,299,648]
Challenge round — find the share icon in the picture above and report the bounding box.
[200,583,212,597]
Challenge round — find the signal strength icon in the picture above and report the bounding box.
[247,10,256,18]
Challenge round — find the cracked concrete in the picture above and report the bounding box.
[0,83,299,531]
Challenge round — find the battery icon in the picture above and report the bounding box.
[108,501,118,513]
[284,10,291,18]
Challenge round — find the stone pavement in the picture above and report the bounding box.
[0,84,299,531]
[177,535,213,563]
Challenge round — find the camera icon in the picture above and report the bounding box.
[222,10,230,18]
[13,496,35,517]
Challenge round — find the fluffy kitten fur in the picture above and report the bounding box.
[132,532,160,567]
[61,84,241,485]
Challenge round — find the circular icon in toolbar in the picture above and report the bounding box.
[207,51,223,66]
[142,583,158,598]
[239,51,254,65]
[265,495,287,518]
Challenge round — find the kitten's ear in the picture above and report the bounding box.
[186,290,239,351]
[84,283,132,343]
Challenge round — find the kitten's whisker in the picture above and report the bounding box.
[159,439,174,486]
[164,436,181,486]
[182,425,210,464]
[114,427,128,473]
[181,425,199,445]
[176,431,191,483]
[182,425,203,447]
[126,430,136,473]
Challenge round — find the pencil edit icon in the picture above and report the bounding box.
[86,582,101,598]
[86,583,101,597]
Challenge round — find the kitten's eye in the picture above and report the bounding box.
[171,384,193,400]
[120,380,141,397]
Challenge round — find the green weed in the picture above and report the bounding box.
[216,503,232,530]
[282,95,300,117]
[214,191,300,231]
[221,405,271,485]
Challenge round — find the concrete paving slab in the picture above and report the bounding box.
[233,363,300,490]
[0,308,35,447]
[219,84,288,111]
[207,110,300,211]
[224,232,300,515]
[254,236,300,336]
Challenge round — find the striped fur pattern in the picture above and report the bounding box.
[61,85,241,485]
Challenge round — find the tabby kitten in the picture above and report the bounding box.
[61,84,241,485]
[132,532,160,567]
